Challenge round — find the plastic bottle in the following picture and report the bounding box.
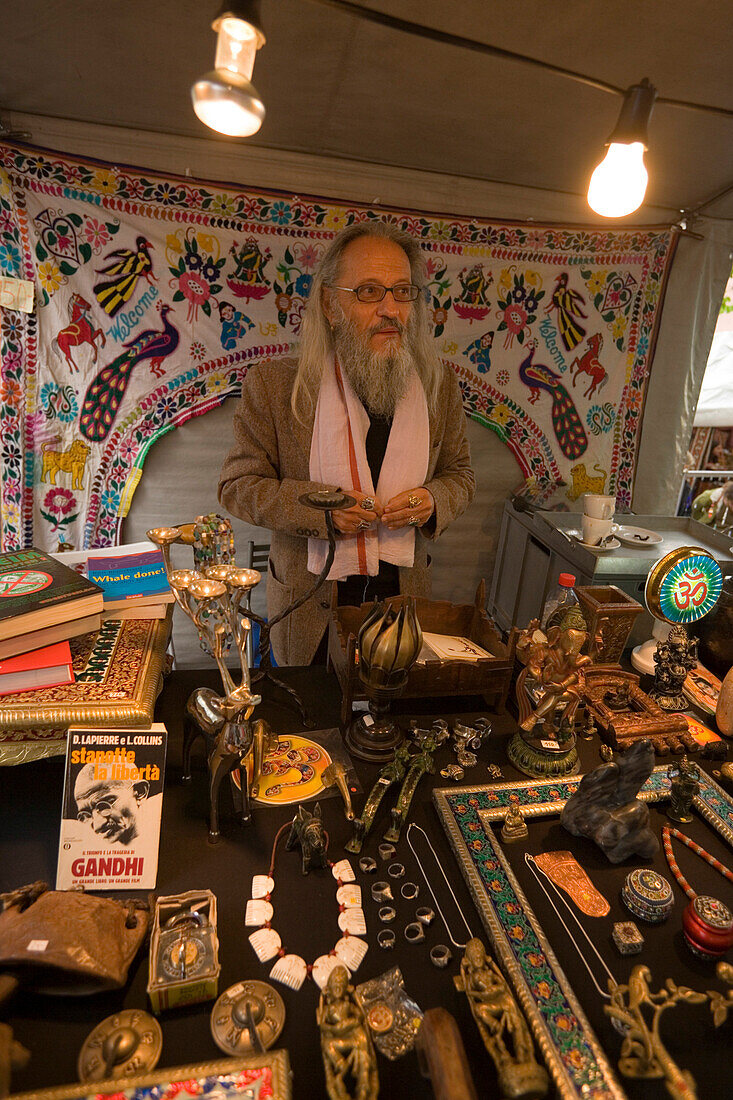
[541,573,580,632]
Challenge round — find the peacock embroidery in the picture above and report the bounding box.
[518,339,588,459]
[79,304,180,442]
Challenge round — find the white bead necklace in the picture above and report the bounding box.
[246,830,367,992]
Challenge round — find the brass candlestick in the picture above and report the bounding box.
[147,526,262,842]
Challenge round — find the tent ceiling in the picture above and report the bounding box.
[2,0,732,218]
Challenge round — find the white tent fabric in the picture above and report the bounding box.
[694,330,733,426]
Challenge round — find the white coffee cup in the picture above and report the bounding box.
[582,514,613,546]
[583,493,615,520]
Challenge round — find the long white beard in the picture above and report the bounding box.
[332,310,415,418]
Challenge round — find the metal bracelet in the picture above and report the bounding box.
[404,921,425,944]
[378,843,396,861]
[359,856,377,874]
[430,944,452,968]
[401,882,419,901]
[416,907,435,926]
[371,881,393,903]
[387,862,405,879]
[378,906,396,923]
[377,929,396,949]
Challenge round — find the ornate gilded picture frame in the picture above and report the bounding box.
[433,766,733,1100]
[9,1054,292,1100]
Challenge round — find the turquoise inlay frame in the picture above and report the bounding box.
[433,766,733,1099]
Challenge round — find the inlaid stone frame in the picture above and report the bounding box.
[433,766,733,1099]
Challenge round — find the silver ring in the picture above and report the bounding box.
[430,945,452,968]
[378,906,396,923]
[416,907,435,926]
[378,843,396,861]
[358,520,370,530]
[401,882,419,901]
[378,929,396,949]
[404,922,425,943]
[359,856,377,874]
[408,494,421,508]
[441,764,465,781]
[387,862,405,879]
[371,881,393,903]
[408,515,419,526]
[360,497,375,511]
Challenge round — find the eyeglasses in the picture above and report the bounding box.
[77,794,117,823]
[330,282,420,303]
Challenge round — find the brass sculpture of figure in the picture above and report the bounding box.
[455,938,549,1100]
[317,965,378,1100]
[667,755,700,823]
[518,627,592,738]
[501,806,529,843]
[650,624,698,711]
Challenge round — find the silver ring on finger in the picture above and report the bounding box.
[358,520,370,530]
[408,515,420,527]
[408,494,421,508]
[360,497,375,511]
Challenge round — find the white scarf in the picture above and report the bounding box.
[308,355,430,581]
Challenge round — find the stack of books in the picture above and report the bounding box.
[0,547,104,662]
[52,541,174,621]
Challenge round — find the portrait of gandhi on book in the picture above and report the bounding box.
[73,764,151,846]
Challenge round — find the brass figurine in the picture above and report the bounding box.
[317,965,378,1100]
[667,755,700,823]
[510,625,590,778]
[345,744,411,854]
[605,965,708,1099]
[454,939,549,1100]
[500,806,528,843]
[650,624,698,712]
[322,762,354,821]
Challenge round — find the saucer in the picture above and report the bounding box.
[614,525,663,546]
[571,532,620,552]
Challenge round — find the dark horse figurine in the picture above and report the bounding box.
[286,803,328,875]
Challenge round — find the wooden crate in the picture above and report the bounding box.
[327,582,513,727]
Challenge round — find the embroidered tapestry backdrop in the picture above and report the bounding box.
[0,143,677,552]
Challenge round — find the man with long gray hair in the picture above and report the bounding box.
[219,220,475,665]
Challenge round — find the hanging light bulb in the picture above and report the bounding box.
[587,78,657,218]
[191,2,266,137]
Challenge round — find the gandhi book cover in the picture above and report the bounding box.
[56,724,167,890]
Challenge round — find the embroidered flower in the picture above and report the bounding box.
[612,315,628,341]
[37,260,63,294]
[496,369,510,387]
[275,292,292,313]
[90,168,119,195]
[208,192,238,217]
[83,218,111,251]
[190,340,206,362]
[0,241,21,275]
[270,201,292,225]
[0,376,23,404]
[293,243,320,271]
[586,271,606,296]
[43,487,76,516]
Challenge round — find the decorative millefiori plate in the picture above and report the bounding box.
[434,766,733,1100]
[645,546,722,625]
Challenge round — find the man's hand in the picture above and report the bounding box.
[332,490,383,536]
[382,487,435,530]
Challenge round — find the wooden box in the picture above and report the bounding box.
[327,583,513,727]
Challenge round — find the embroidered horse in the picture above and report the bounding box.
[570,333,608,399]
[286,803,328,874]
[53,294,106,373]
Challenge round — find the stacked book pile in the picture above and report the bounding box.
[0,547,104,663]
[0,543,173,765]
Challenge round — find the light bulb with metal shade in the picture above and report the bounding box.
[587,78,656,219]
[191,2,266,137]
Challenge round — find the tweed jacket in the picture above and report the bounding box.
[218,358,475,665]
